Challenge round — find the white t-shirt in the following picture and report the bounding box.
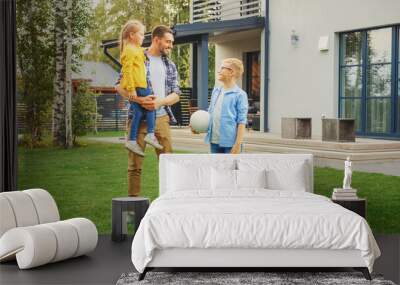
[211,89,224,144]
[148,55,167,117]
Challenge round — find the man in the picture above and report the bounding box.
[117,25,180,197]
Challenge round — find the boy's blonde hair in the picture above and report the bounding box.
[223,58,244,79]
[119,20,145,54]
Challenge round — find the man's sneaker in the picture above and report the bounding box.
[125,141,145,156]
[144,134,163,150]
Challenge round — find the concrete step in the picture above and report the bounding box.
[170,128,400,152]
[172,136,400,161]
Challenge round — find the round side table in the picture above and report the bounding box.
[112,197,150,242]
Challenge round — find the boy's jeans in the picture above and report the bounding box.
[129,87,155,141]
[210,143,232,154]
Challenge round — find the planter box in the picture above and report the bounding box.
[322,118,355,142]
[251,115,260,131]
[281,117,312,139]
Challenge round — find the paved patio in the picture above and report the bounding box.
[88,127,400,176]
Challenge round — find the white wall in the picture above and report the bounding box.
[268,0,400,136]
[213,30,261,88]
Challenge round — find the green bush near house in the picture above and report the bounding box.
[18,141,400,234]
[72,83,99,144]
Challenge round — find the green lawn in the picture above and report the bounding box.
[18,141,400,234]
[83,130,126,138]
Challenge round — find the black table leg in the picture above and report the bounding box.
[112,201,124,242]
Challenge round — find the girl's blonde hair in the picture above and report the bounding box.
[119,20,145,54]
[223,58,244,79]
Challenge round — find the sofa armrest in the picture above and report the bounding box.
[0,218,98,269]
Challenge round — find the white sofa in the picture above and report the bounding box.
[0,189,98,269]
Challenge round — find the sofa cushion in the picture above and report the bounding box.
[0,218,98,269]
[0,192,39,227]
[23,189,60,224]
[0,226,57,269]
[0,196,17,238]
[42,221,78,262]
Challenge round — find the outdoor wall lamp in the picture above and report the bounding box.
[291,30,299,47]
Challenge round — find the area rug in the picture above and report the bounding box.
[116,271,396,285]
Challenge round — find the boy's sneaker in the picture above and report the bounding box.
[144,134,163,150]
[125,141,145,156]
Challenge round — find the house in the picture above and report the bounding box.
[189,0,400,138]
[100,0,400,174]
[72,61,128,131]
[102,0,400,139]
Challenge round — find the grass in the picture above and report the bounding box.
[83,130,126,138]
[18,141,400,234]
[314,167,400,234]
[18,141,161,234]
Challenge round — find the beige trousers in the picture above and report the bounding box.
[126,115,172,196]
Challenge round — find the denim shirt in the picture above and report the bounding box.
[205,85,249,147]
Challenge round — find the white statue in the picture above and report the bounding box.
[342,157,352,189]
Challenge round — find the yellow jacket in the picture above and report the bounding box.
[120,44,147,92]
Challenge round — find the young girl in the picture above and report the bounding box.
[192,58,248,154]
[119,20,163,156]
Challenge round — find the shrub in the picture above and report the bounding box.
[72,83,99,144]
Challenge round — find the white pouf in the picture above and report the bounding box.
[190,110,210,133]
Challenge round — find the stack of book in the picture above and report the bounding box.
[332,188,358,200]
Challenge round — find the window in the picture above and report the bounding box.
[340,32,363,132]
[398,28,400,134]
[339,26,400,137]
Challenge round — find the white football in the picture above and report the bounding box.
[190,110,210,133]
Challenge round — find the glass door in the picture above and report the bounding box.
[245,51,261,130]
[365,28,392,134]
[339,26,399,137]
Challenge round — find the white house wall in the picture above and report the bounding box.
[214,31,261,89]
[268,0,400,136]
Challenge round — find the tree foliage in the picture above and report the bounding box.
[53,0,93,147]
[16,0,54,146]
[84,0,193,86]
[16,0,93,147]
[72,83,99,144]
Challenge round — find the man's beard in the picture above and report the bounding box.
[160,47,171,56]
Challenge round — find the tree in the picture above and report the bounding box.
[52,0,93,147]
[16,0,54,147]
[53,0,67,146]
[65,0,73,148]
